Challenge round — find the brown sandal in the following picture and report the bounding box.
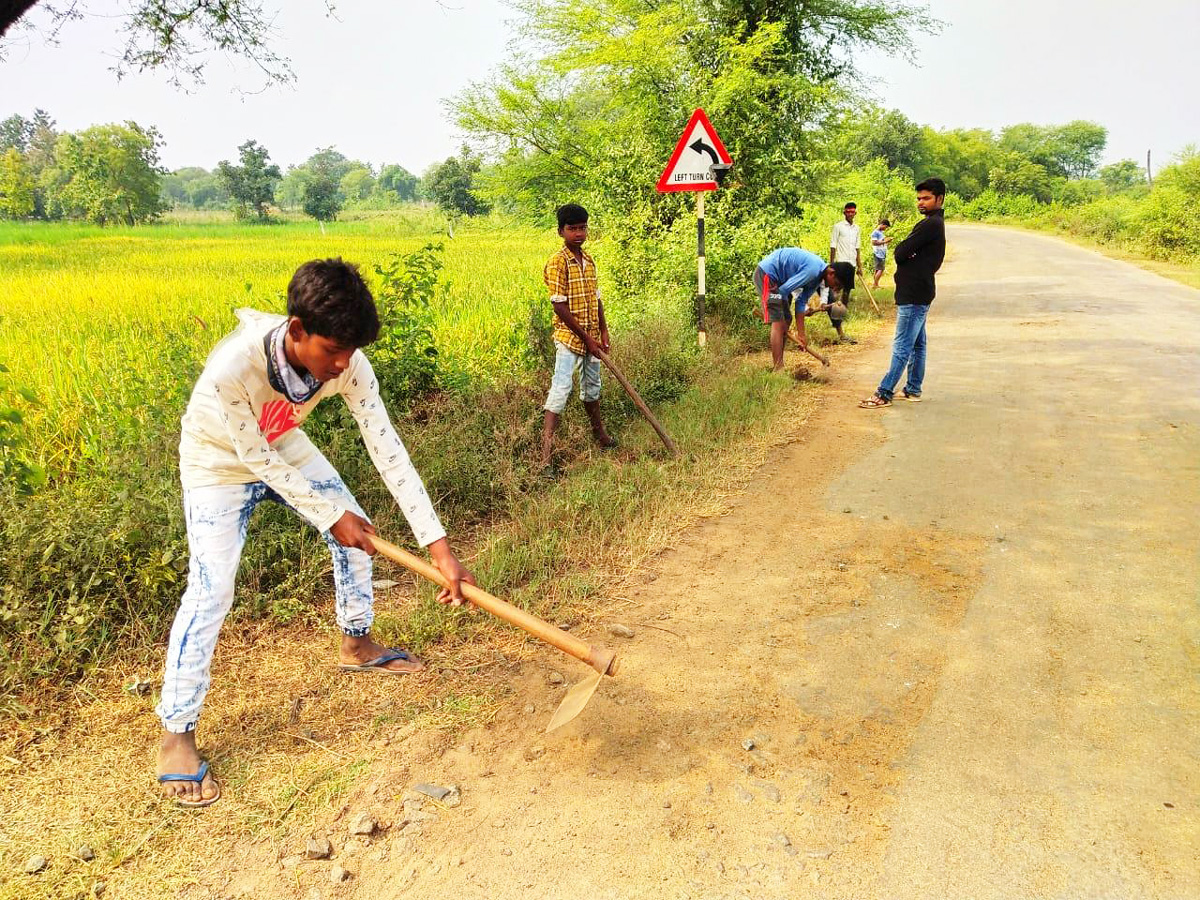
[858,395,891,409]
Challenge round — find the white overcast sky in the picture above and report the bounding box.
[1,0,1196,174]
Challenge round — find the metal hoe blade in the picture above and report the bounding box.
[545,669,605,732]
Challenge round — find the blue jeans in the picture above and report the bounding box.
[877,304,928,400]
[157,452,374,733]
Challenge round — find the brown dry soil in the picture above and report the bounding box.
[10,224,1200,899]
[206,225,1200,898]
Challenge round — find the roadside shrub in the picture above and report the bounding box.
[369,243,445,405]
[1134,186,1199,259]
[961,190,1040,220]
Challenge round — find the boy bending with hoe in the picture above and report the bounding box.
[754,247,856,370]
[540,203,616,477]
[156,259,475,807]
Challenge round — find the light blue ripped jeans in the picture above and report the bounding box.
[156,452,373,733]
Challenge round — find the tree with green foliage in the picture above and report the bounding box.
[303,147,356,185]
[702,0,936,81]
[2,109,59,217]
[161,166,229,209]
[52,122,166,225]
[989,152,1058,202]
[915,127,998,200]
[378,164,420,202]
[1050,121,1107,179]
[999,121,1106,180]
[1098,159,1146,193]
[300,147,344,221]
[275,167,310,210]
[0,113,33,153]
[423,148,489,217]
[340,166,376,202]
[455,0,936,225]
[0,146,35,218]
[837,106,926,174]
[302,177,340,221]
[1,1,296,91]
[216,139,281,221]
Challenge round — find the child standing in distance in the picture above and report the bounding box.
[540,203,615,477]
[871,218,891,289]
[156,259,475,808]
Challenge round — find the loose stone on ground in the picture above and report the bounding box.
[306,838,333,860]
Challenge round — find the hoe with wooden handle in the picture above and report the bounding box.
[787,324,830,367]
[592,348,678,457]
[368,535,620,732]
[858,276,882,315]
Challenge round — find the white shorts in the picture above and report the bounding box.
[544,341,602,413]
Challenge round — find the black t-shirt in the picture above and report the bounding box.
[893,209,945,306]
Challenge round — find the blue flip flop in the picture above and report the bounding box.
[338,648,425,674]
[158,760,221,808]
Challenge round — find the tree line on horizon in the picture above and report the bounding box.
[0,102,1156,228]
[0,109,486,224]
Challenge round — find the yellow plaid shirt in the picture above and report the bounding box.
[544,245,601,355]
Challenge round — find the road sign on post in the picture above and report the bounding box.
[657,109,732,348]
[657,108,732,193]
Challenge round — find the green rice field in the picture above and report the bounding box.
[0,212,575,475]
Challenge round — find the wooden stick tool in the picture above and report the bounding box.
[593,348,679,457]
[858,275,882,315]
[368,535,620,732]
[788,323,830,367]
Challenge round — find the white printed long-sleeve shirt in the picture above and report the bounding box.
[178,308,445,546]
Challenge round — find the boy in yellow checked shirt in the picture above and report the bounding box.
[539,203,616,477]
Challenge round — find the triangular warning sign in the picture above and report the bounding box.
[657,108,732,193]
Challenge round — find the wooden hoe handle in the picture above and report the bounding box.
[859,278,882,315]
[368,535,619,677]
[593,348,679,457]
[787,327,830,366]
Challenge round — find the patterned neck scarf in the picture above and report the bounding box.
[264,322,324,403]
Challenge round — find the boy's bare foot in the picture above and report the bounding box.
[157,731,221,806]
[339,633,425,673]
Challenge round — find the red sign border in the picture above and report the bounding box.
[656,108,733,193]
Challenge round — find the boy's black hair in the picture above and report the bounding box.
[916,177,947,198]
[880,217,891,227]
[556,203,589,229]
[831,261,856,292]
[844,201,857,210]
[287,258,380,348]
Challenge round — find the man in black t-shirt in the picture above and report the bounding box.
[860,178,947,408]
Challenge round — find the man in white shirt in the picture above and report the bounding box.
[156,258,475,808]
[827,202,861,344]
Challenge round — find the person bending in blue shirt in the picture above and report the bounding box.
[754,248,856,370]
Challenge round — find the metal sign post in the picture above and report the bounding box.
[657,108,732,348]
[696,192,706,346]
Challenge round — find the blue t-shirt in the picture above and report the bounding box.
[757,248,827,308]
[871,229,887,259]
